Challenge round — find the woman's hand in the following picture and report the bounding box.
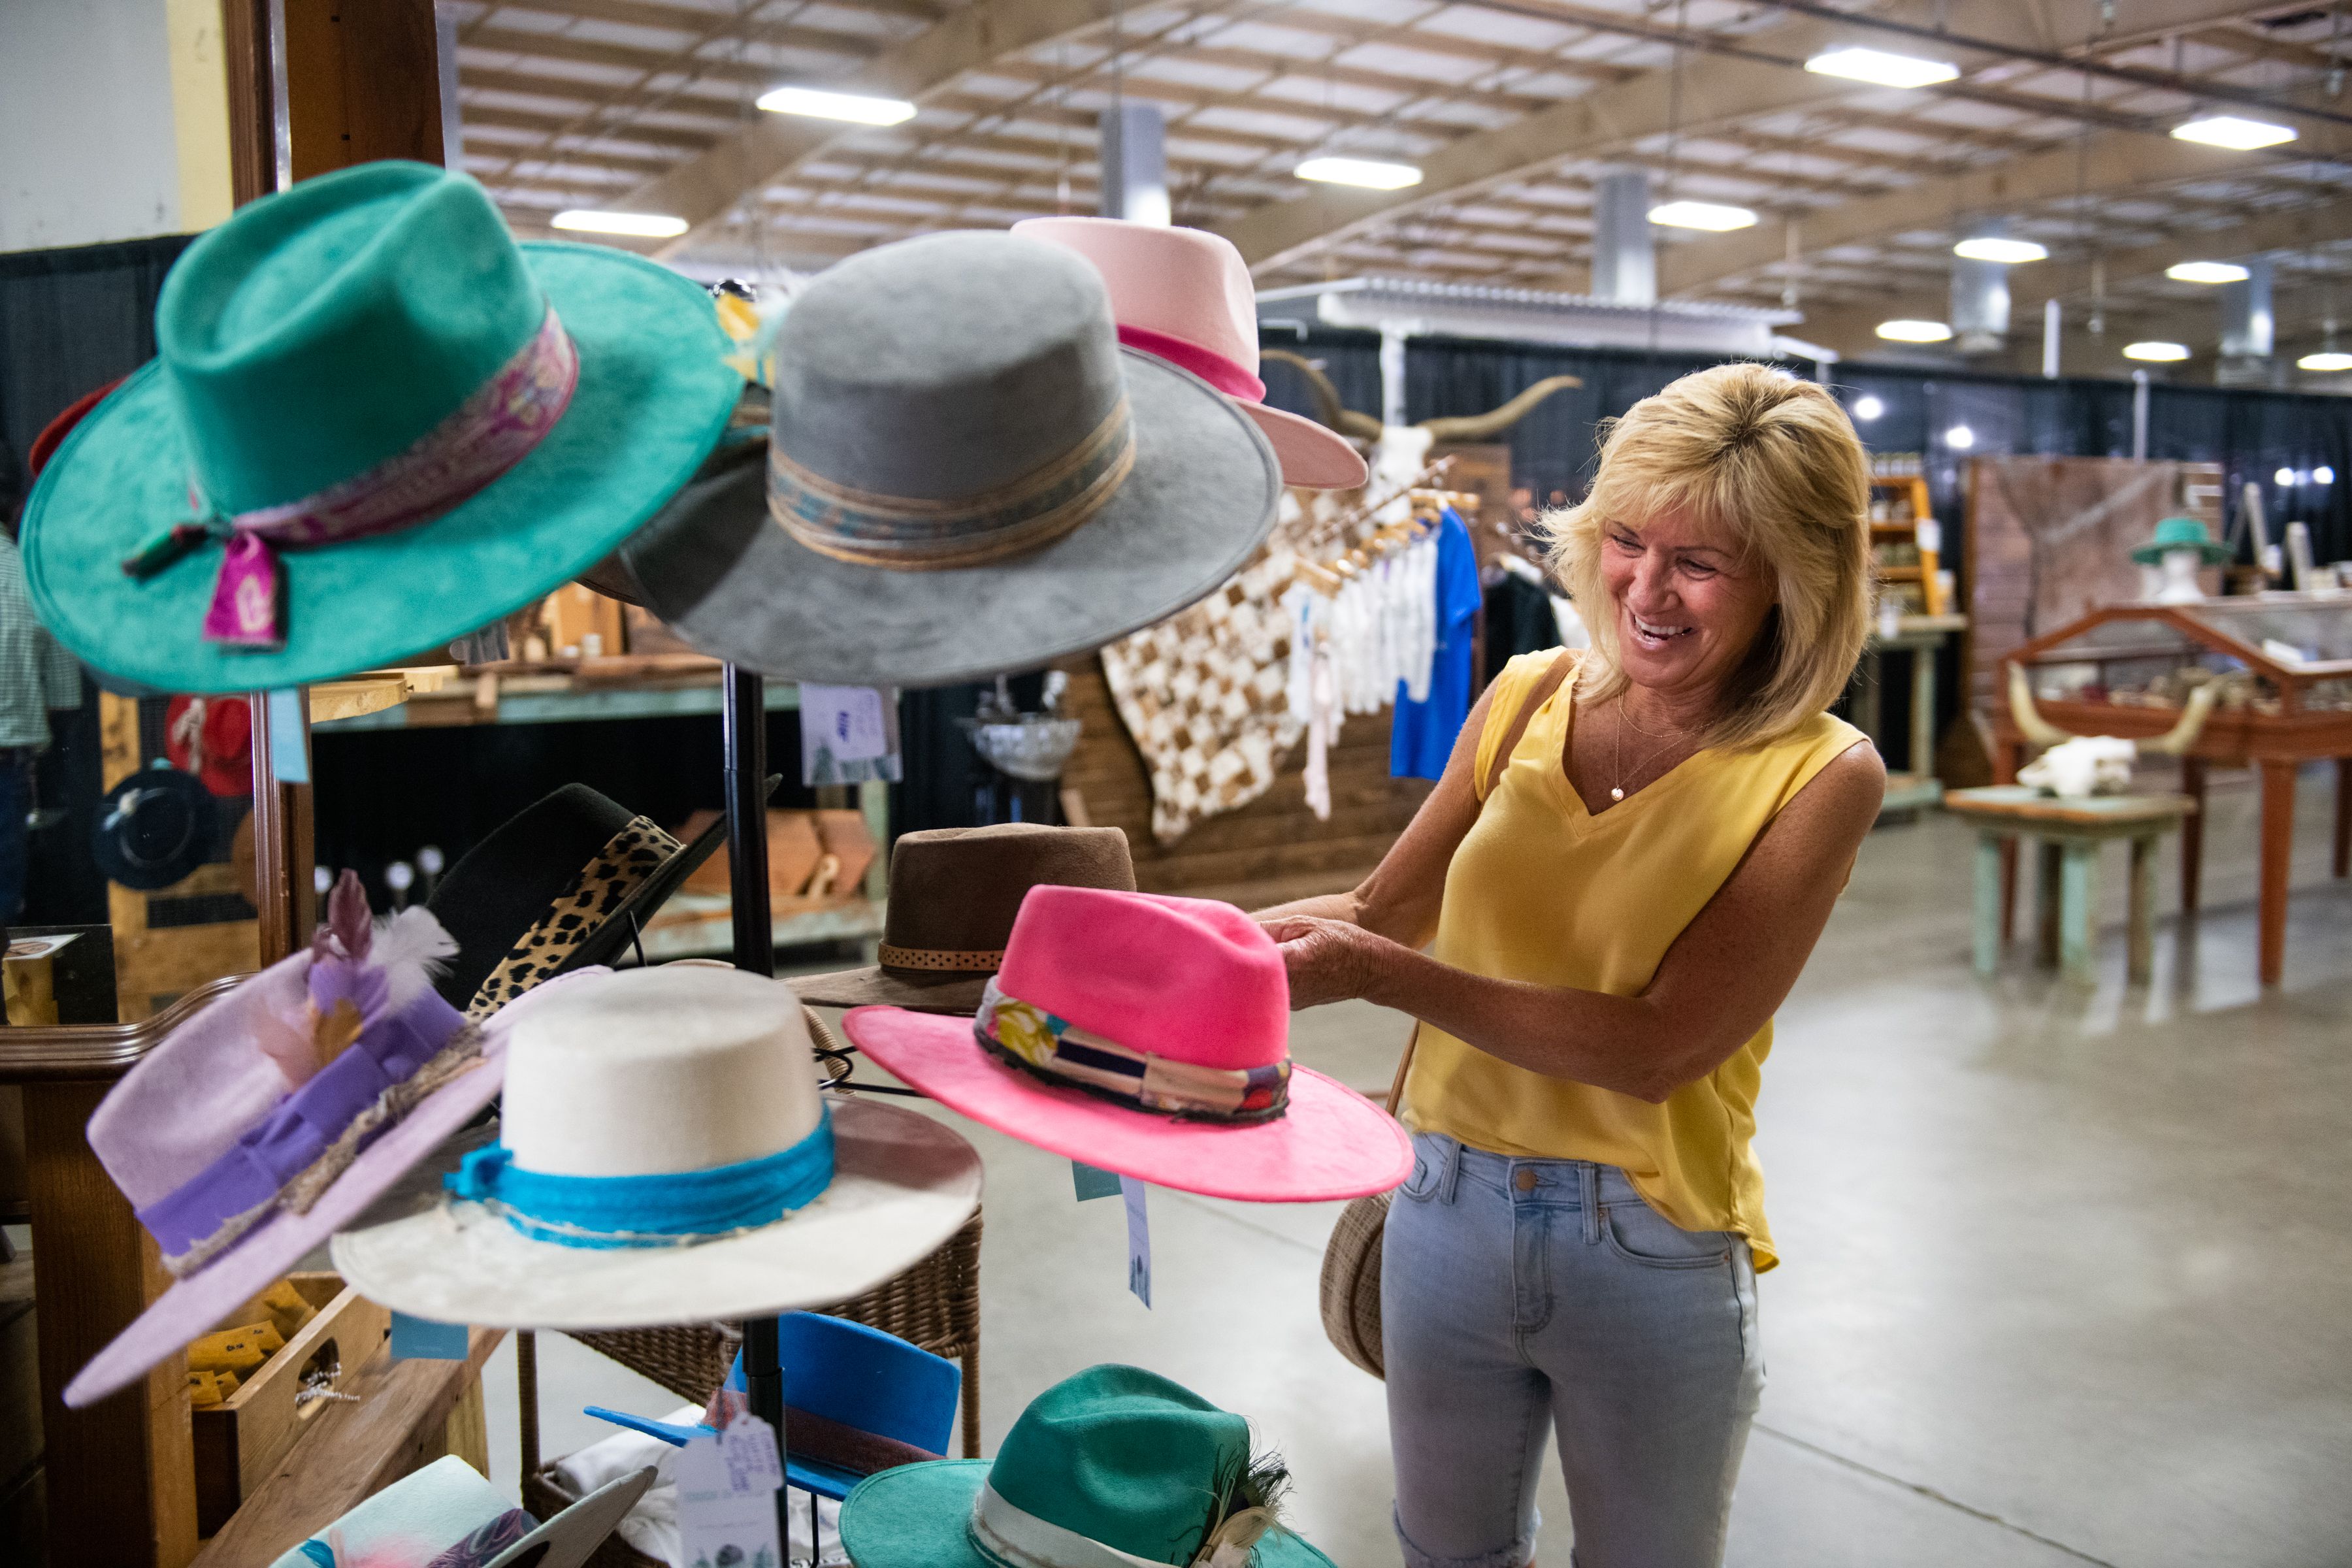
[1260,915,1381,1010]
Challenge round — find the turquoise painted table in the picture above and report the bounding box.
[1946,787,2197,985]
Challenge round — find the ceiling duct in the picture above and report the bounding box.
[1950,221,2012,355]
[1591,169,1656,307]
[2218,257,2276,387]
[1100,103,1169,226]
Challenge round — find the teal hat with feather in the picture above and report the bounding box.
[22,161,740,693]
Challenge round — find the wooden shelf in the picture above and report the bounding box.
[313,666,803,732]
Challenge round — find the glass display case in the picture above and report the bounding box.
[1991,593,2352,985]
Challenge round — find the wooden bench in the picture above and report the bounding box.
[1947,787,2197,985]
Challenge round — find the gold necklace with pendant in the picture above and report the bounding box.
[1610,700,1684,803]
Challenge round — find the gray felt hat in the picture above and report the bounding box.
[618,231,1282,688]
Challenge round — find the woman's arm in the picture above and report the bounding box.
[1254,680,1503,945]
[1266,740,1886,1103]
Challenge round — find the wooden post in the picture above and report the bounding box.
[1993,734,2021,942]
[2127,832,2159,987]
[2334,757,2349,881]
[2257,758,2296,987]
[2178,755,2206,915]
[25,1082,197,1568]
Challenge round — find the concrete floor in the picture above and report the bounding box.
[480,763,2352,1567]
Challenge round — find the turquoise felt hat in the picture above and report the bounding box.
[22,161,740,694]
[2131,516,2233,566]
[838,1364,1337,1568]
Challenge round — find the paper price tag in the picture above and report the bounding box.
[678,1415,783,1568]
[1122,1175,1152,1309]
[388,1312,468,1360]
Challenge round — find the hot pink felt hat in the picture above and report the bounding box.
[843,886,1411,1202]
[63,876,595,1409]
[1011,217,1369,491]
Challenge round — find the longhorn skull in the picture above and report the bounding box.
[1261,350,1582,525]
[2007,664,2219,798]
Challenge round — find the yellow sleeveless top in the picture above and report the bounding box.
[1400,651,1867,1270]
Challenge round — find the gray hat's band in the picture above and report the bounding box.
[768,397,1134,572]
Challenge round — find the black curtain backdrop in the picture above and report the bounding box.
[1,234,197,924]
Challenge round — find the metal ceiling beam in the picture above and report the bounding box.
[607,0,1185,254]
[1207,0,2294,275]
[1793,197,2352,357]
[1646,122,2348,299]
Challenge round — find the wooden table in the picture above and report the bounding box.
[1854,613,1967,816]
[1948,788,2197,985]
[1989,702,2351,985]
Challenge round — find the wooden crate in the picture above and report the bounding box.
[191,1272,391,1535]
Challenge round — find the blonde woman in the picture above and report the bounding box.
[1261,364,1884,1568]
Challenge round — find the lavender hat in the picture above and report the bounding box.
[64,874,592,1409]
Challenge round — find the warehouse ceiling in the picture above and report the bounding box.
[447,0,2352,372]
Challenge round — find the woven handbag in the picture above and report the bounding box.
[1316,649,1573,1379]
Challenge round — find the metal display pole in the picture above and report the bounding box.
[720,662,789,1547]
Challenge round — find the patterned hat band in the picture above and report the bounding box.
[974,977,1289,1124]
[121,305,580,651]
[767,395,1134,572]
[877,943,1005,974]
[465,816,683,1019]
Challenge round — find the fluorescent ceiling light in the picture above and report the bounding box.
[1805,46,1960,90]
[2166,260,2250,284]
[551,209,688,238]
[2298,350,2352,372]
[2123,340,2191,362]
[1953,237,2048,264]
[1648,200,1757,232]
[1876,319,1952,344]
[1944,424,1976,450]
[1295,156,1423,189]
[2171,114,2296,150]
[1850,394,1885,420]
[757,86,917,125]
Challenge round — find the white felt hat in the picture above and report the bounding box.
[331,966,981,1329]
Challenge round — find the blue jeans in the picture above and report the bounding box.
[1383,1132,1763,1568]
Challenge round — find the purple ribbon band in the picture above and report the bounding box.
[136,985,471,1269]
[124,305,580,651]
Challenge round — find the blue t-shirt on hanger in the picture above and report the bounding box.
[1391,506,1483,781]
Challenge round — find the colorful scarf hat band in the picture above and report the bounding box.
[137,985,482,1277]
[969,1483,1280,1568]
[974,978,1290,1124]
[446,1103,836,1250]
[122,304,580,650]
[1114,324,1267,404]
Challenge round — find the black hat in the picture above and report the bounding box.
[427,781,773,1017]
[93,766,217,891]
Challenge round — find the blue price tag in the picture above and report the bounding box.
[1121,1175,1151,1310]
[389,1312,468,1360]
[265,689,310,784]
[1071,1160,1121,1201]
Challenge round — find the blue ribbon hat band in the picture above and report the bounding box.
[448,1102,836,1250]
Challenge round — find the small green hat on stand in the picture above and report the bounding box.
[840,1364,1337,1568]
[2132,516,2233,566]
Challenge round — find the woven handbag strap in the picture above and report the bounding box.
[1382,649,1575,1116]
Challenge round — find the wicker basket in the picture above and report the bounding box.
[520,1209,985,1482]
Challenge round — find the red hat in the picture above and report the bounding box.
[164,695,253,798]
[27,382,123,480]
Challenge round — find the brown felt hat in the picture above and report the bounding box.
[791,823,1135,1015]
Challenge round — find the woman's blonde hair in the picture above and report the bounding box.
[1542,362,1873,751]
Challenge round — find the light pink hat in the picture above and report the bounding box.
[1010,217,1369,491]
[63,875,592,1408]
[843,886,1410,1201]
